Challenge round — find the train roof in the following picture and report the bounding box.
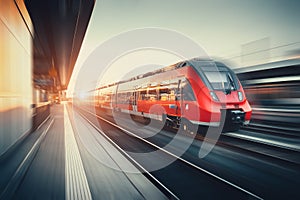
[96,57,224,90]
[187,58,228,69]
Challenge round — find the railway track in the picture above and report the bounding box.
[220,132,300,166]
[222,109,300,166]
[75,104,300,199]
[241,122,300,138]
[242,119,300,139]
[75,105,272,199]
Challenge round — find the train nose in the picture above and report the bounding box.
[221,109,246,132]
[230,110,246,123]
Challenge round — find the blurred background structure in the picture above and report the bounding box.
[0,0,94,155]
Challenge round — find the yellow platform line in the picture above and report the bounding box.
[64,104,92,200]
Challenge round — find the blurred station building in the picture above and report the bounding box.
[0,0,94,156]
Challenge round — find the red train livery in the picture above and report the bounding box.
[95,58,252,132]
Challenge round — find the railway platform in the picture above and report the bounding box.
[0,103,167,200]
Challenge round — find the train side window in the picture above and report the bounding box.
[111,93,116,104]
[117,92,127,104]
[182,80,196,101]
[117,92,122,103]
[169,89,176,101]
[139,90,147,100]
[148,89,157,101]
[98,91,102,102]
[159,79,179,101]
[105,94,111,102]
[159,88,170,101]
[126,92,132,103]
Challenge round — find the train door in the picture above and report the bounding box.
[132,90,138,112]
[178,77,196,116]
[178,77,198,133]
[176,79,183,116]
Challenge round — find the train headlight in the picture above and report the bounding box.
[210,91,219,101]
[185,103,189,110]
[238,91,243,101]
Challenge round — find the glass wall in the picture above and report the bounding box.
[0,0,33,155]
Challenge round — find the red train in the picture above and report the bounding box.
[95,58,251,132]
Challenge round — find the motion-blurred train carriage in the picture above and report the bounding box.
[95,58,252,132]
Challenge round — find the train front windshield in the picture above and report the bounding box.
[192,62,240,91]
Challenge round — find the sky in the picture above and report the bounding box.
[68,0,300,95]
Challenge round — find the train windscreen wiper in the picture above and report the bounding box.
[227,73,236,90]
[223,73,236,94]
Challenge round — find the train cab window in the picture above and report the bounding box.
[204,71,237,91]
[192,62,240,91]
